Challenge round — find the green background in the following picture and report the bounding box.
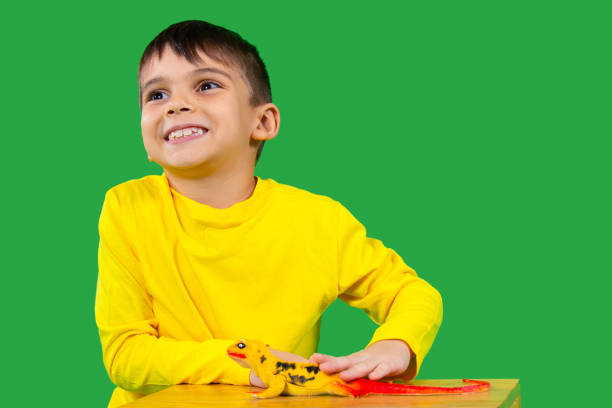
[1,0,609,406]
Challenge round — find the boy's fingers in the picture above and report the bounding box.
[319,355,356,373]
[249,370,266,388]
[338,361,378,382]
[308,353,331,363]
[367,363,390,381]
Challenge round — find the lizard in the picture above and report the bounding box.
[227,338,490,398]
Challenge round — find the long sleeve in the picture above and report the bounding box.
[334,201,443,379]
[95,189,250,397]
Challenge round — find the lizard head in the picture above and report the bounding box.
[227,339,271,369]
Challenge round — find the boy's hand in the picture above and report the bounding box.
[308,339,413,382]
[249,348,309,388]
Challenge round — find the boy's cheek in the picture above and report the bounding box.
[140,114,161,142]
[141,105,161,125]
[141,111,154,131]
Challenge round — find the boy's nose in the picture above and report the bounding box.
[166,100,193,116]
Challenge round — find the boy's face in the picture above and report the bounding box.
[139,46,264,175]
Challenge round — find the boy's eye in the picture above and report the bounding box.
[144,81,218,103]
[147,91,168,101]
[198,81,220,92]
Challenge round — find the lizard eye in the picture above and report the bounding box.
[237,342,246,349]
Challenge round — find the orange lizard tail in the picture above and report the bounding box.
[335,378,490,397]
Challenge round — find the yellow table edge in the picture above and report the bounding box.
[119,378,521,407]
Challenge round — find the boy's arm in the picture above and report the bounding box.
[327,201,443,380]
[95,190,250,395]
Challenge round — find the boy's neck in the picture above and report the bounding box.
[164,170,258,209]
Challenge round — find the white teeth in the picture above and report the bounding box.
[168,127,206,141]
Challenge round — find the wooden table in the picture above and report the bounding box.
[120,379,520,407]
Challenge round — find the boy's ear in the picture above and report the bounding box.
[252,103,280,141]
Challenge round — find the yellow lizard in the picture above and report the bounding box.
[227,339,490,398]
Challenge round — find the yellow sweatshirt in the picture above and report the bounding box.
[95,173,442,407]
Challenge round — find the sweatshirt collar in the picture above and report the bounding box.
[162,173,272,228]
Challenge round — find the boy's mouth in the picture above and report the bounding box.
[164,126,209,143]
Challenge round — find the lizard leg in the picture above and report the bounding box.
[285,382,330,396]
[252,376,286,399]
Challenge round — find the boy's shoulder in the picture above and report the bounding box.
[268,178,339,207]
[104,173,165,204]
[265,178,350,225]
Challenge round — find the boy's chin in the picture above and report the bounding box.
[156,158,216,175]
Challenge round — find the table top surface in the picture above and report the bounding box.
[120,379,520,408]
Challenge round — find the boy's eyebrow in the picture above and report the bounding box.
[141,67,233,91]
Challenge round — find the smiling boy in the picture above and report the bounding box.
[95,20,442,408]
[139,39,276,205]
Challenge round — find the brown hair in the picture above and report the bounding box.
[138,20,272,164]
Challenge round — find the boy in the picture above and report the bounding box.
[95,20,442,408]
